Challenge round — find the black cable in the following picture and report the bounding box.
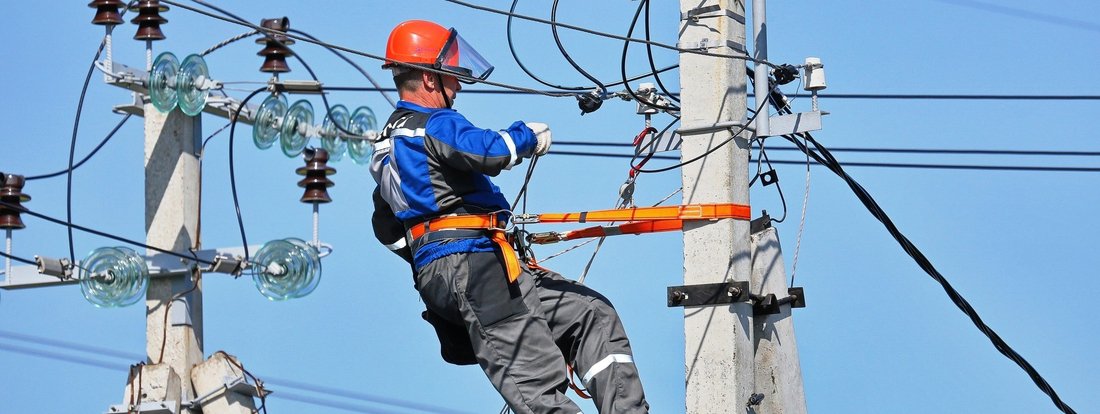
[631,93,769,173]
[0,200,215,266]
[289,29,398,109]
[621,0,680,112]
[643,0,680,103]
[511,155,540,210]
[66,36,109,268]
[556,140,1100,157]
[27,114,132,181]
[507,0,587,91]
[551,150,1100,172]
[441,0,777,67]
[162,0,576,98]
[785,132,1078,414]
[228,87,268,262]
[759,147,788,223]
[550,0,606,92]
[0,250,36,266]
[186,1,366,139]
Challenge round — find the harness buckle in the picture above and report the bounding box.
[513,214,540,225]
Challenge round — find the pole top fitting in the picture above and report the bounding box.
[129,0,168,41]
[296,148,336,204]
[88,0,126,26]
[0,173,30,230]
[257,17,294,73]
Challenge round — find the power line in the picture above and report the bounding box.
[785,133,1078,414]
[930,0,1100,33]
[440,0,777,67]
[26,114,132,181]
[0,200,216,266]
[554,140,1100,157]
[0,251,36,266]
[158,0,576,98]
[0,331,471,414]
[318,86,1100,101]
[547,150,1100,172]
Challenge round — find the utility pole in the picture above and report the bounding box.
[677,0,754,411]
[128,102,205,410]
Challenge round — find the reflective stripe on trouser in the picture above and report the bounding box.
[532,268,650,414]
[416,252,582,414]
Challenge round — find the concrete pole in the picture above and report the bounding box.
[751,226,807,414]
[677,0,754,412]
[141,104,204,403]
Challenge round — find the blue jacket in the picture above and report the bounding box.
[370,101,538,270]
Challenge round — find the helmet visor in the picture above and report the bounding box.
[438,29,494,84]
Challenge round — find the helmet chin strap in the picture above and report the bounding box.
[435,72,454,109]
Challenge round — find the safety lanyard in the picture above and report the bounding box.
[516,203,751,244]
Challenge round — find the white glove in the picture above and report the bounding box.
[525,122,552,156]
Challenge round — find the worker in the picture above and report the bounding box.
[368,20,650,414]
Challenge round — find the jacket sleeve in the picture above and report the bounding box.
[422,111,537,177]
[372,187,413,264]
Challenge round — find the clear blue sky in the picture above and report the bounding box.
[2,1,1098,413]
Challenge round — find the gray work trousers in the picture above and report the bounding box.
[416,251,649,414]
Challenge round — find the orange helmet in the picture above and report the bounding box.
[383,20,494,83]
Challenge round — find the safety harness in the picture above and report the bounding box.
[406,202,751,283]
[406,213,521,282]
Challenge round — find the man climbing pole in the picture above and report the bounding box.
[368,19,650,414]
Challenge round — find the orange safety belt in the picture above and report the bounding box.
[407,215,521,283]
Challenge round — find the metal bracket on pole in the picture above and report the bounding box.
[105,401,179,414]
[750,287,807,316]
[676,38,746,53]
[681,5,745,24]
[667,281,750,307]
[0,246,257,290]
[762,111,823,137]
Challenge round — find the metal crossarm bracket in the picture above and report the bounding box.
[681,5,745,24]
[105,401,179,414]
[676,38,746,53]
[667,281,749,307]
[751,287,807,316]
[1,246,258,290]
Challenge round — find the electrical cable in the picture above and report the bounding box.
[227,87,269,262]
[621,0,680,112]
[289,28,398,109]
[550,0,606,92]
[26,114,132,181]
[200,30,259,57]
[758,146,789,223]
[0,331,471,414]
[558,139,1100,157]
[67,35,111,269]
[0,200,215,266]
[630,93,770,174]
[507,0,587,91]
[549,149,1100,172]
[319,64,682,94]
[162,0,577,98]
[441,0,777,67]
[783,132,1079,414]
[643,0,680,103]
[0,250,35,266]
[186,0,363,138]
